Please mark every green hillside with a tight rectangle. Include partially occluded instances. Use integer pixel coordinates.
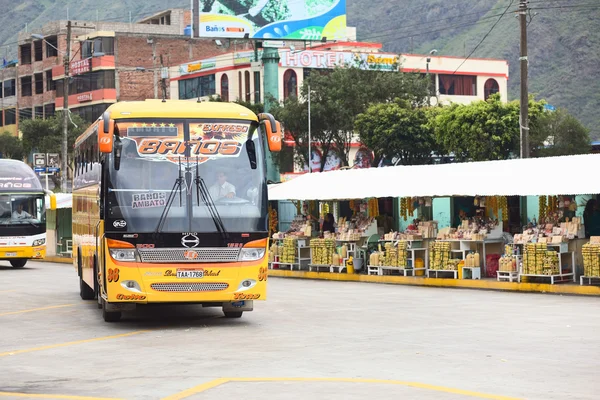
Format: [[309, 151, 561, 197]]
[[1, 0, 597, 138]]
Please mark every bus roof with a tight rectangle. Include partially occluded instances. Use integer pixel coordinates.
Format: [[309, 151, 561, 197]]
[[104, 100, 260, 121], [0, 159, 43, 192]]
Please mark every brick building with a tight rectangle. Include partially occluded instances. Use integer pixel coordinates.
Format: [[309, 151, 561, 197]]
[[13, 9, 229, 125]]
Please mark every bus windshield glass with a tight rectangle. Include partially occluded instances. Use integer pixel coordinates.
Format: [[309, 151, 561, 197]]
[[106, 119, 267, 233], [0, 195, 46, 225]]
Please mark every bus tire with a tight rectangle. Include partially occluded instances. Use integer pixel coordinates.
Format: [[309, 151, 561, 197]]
[[78, 254, 95, 300], [10, 259, 27, 268], [224, 311, 243, 318], [102, 301, 121, 323]]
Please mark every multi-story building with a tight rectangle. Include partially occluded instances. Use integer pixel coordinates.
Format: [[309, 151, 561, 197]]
[[14, 9, 228, 124], [0, 62, 18, 136], [168, 41, 509, 173]]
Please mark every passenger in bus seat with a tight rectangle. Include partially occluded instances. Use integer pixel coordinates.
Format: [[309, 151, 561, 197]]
[[209, 171, 236, 200]]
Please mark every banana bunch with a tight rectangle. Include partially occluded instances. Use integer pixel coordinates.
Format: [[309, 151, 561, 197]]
[[539, 196, 547, 221], [310, 239, 336, 265], [268, 206, 278, 236], [498, 196, 508, 222], [486, 196, 499, 218], [523, 243, 553, 274], [368, 198, 379, 218], [281, 237, 298, 264], [583, 243, 600, 277], [400, 198, 411, 221], [429, 241, 451, 270]]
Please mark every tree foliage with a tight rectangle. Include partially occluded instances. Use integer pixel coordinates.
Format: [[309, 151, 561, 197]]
[[355, 101, 438, 166], [271, 64, 430, 171], [432, 94, 546, 161], [0, 132, 25, 160], [529, 108, 591, 157], [19, 113, 88, 190]]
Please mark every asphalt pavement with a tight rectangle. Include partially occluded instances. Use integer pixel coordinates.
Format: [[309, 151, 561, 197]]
[[1, 261, 599, 400]]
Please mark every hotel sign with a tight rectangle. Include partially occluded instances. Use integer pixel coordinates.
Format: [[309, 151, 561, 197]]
[[179, 58, 217, 75], [70, 57, 91, 76], [280, 50, 399, 71]]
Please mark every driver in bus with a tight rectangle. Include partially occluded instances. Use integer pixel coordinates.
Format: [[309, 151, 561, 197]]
[[209, 171, 236, 200], [12, 203, 32, 220]]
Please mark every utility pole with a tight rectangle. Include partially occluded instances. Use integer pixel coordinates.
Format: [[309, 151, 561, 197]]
[[62, 21, 71, 192], [519, 0, 529, 158], [160, 54, 167, 101]]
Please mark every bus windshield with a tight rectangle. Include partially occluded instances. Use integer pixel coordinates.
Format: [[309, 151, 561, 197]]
[[0, 194, 46, 226], [106, 119, 267, 233]]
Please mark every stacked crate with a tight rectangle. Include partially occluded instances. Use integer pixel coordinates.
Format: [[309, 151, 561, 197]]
[[383, 241, 408, 267], [310, 239, 336, 265], [281, 237, 298, 264], [429, 241, 452, 270], [582, 243, 600, 277]]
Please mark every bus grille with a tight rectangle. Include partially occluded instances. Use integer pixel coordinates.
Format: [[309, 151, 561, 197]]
[[150, 282, 229, 292], [138, 248, 240, 263]]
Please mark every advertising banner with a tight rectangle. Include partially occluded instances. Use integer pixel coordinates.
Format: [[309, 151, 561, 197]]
[[199, 0, 347, 40]]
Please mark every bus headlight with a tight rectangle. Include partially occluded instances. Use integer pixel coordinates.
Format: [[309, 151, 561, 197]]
[[109, 249, 136, 262], [238, 248, 265, 261], [32, 239, 46, 246]]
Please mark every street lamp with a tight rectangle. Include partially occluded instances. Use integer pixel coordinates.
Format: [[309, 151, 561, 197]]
[[32, 33, 71, 192]]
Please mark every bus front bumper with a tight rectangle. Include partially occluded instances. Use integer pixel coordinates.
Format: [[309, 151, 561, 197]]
[[0, 246, 45, 260]]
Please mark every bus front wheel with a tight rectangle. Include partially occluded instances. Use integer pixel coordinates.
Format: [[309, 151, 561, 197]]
[[10, 259, 27, 268], [102, 300, 121, 322]]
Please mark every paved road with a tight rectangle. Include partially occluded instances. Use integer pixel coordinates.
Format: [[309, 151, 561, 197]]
[[1, 261, 599, 400]]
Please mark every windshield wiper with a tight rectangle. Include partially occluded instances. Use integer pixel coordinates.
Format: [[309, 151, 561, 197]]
[[154, 157, 184, 234], [195, 157, 228, 240]]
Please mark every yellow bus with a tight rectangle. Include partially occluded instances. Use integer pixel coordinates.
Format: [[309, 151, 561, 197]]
[[0, 159, 56, 267], [73, 100, 282, 322]]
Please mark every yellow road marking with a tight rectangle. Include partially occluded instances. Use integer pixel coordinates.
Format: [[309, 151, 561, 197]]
[[163, 377, 521, 400], [0, 330, 148, 357], [0, 392, 122, 400], [0, 289, 16, 293], [0, 304, 75, 317], [161, 378, 230, 400]]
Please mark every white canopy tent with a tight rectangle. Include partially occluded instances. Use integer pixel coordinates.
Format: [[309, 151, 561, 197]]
[[268, 153, 600, 201]]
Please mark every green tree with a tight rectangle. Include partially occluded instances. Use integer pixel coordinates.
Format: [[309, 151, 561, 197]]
[[0, 132, 25, 160], [355, 101, 438, 166], [529, 108, 591, 157], [433, 94, 546, 161], [271, 64, 430, 171], [20, 112, 88, 190]]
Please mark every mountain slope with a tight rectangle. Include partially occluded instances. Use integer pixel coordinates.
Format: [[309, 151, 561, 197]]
[[0, 0, 596, 138], [348, 0, 600, 139]]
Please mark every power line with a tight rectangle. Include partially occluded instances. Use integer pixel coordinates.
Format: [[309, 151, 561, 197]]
[[452, 0, 515, 74]]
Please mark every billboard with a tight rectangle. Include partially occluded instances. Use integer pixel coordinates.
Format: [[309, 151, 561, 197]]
[[199, 0, 347, 40]]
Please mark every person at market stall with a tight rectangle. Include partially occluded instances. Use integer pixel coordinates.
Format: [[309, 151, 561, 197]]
[[583, 199, 600, 238], [454, 206, 470, 228], [322, 213, 336, 234]]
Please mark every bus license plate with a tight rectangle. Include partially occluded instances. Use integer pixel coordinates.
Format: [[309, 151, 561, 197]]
[[176, 270, 204, 279], [5, 252, 16, 257]]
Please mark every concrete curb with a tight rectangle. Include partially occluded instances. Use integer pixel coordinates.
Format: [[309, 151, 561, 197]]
[[268, 269, 600, 296], [40, 256, 72, 264]]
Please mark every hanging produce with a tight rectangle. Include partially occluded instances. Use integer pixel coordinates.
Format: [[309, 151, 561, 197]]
[[539, 195, 547, 221], [268, 206, 278, 236]]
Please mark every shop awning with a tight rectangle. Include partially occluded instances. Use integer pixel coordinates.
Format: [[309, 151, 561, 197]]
[[268, 153, 600, 201]]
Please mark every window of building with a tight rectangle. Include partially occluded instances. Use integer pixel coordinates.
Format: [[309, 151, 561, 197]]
[[20, 76, 32, 97], [46, 36, 58, 57], [0, 81, 2, 99], [46, 70, 56, 91], [3, 79, 15, 97], [83, 37, 115, 58], [484, 78, 500, 100], [34, 106, 43, 119], [71, 103, 110, 123], [220, 74, 229, 102], [0, 112, 3, 127], [177, 74, 216, 100], [254, 71, 261, 103], [56, 70, 116, 97], [238, 71, 242, 100], [244, 71, 251, 102], [44, 103, 55, 118], [5, 109, 16, 125], [34, 40, 43, 62], [438, 74, 477, 96], [283, 69, 297, 99], [166, 14, 171, 25], [19, 108, 32, 121], [34, 73, 44, 94], [20, 44, 32, 65]]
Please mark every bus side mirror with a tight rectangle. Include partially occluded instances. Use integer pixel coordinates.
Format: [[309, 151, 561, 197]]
[[98, 112, 115, 153], [258, 113, 282, 152]]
